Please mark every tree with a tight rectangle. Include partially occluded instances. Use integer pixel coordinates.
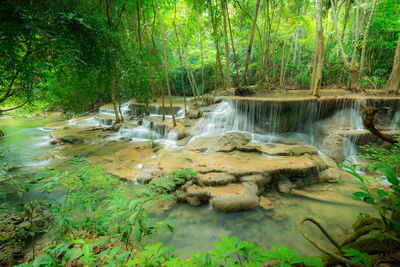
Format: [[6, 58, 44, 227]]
[[310, 0, 324, 97], [243, 0, 261, 86], [384, 35, 400, 92], [154, 0, 177, 127]]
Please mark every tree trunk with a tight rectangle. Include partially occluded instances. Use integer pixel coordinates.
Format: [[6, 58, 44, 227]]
[[360, 0, 377, 79], [173, 0, 187, 117], [279, 41, 286, 87], [226, 0, 240, 86], [221, 0, 231, 89], [148, 7, 166, 120], [243, 0, 261, 86], [154, 0, 176, 126], [110, 63, 121, 123], [207, 0, 225, 90], [341, 0, 351, 42], [384, 35, 400, 92], [200, 27, 205, 103], [310, 0, 324, 97]]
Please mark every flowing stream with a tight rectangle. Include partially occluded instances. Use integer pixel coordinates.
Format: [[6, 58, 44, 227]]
[[1, 97, 399, 258]]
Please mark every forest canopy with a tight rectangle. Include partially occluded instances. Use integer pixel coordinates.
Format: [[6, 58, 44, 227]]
[[1, 0, 399, 113]]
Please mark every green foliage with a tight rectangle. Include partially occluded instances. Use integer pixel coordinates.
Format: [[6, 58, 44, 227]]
[[343, 248, 371, 267]]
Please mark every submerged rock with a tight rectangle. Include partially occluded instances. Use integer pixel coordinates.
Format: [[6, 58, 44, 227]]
[[211, 182, 259, 212], [277, 177, 293, 193], [187, 109, 202, 119]]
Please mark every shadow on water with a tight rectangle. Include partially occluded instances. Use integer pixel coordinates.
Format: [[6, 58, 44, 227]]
[[153, 181, 374, 258]]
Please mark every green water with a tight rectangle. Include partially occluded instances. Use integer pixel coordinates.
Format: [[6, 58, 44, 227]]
[[0, 115, 58, 173], [155, 182, 373, 258], [0, 116, 374, 259]]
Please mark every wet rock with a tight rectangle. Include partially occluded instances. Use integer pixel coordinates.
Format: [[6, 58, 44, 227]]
[[198, 172, 237, 186], [176, 189, 188, 202], [234, 87, 255, 96], [187, 131, 251, 152], [211, 182, 259, 212], [292, 178, 305, 189], [186, 196, 201, 206], [187, 109, 202, 119], [61, 135, 84, 144], [186, 185, 210, 204], [318, 168, 354, 182], [277, 177, 293, 193], [239, 174, 271, 193], [259, 196, 273, 210], [136, 168, 160, 184]]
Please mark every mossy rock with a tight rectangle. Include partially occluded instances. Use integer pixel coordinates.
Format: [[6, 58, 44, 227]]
[[290, 147, 314, 156]]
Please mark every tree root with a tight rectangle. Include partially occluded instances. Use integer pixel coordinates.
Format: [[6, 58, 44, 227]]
[[360, 104, 398, 145], [299, 217, 363, 266]]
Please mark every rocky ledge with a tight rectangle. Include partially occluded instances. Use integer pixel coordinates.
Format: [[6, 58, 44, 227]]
[[136, 132, 353, 212]]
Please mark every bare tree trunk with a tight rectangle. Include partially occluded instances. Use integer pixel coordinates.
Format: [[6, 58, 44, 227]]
[[221, 0, 231, 89], [310, 0, 324, 97], [331, 0, 362, 91], [200, 29, 205, 102], [154, 0, 176, 126], [360, 0, 377, 79], [384, 35, 400, 92], [279, 41, 286, 88], [110, 64, 121, 123], [207, 0, 225, 90], [173, 0, 187, 117], [243, 0, 261, 86], [341, 0, 351, 42], [226, 0, 240, 86]]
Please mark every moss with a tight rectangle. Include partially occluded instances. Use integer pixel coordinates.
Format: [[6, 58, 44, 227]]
[[290, 148, 314, 156]]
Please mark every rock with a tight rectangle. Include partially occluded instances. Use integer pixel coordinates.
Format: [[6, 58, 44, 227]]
[[211, 182, 259, 212], [187, 131, 251, 152], [277, 177, 293, 193], [186, 196, 202, 206], [234, 87, 255, 96], [239, 174, 271, 194], [259, 196, 273, 210], [318, 168, 354, 182], [186, 185, 210, 203], [187, 109, 202, 119], [292, 178, 305, 189], [198, 172, 237, 186], [0, 129, 4, 137], [136, 168, 160, 184], [60, 135, 84, 144], [176, 189, 188, 202]]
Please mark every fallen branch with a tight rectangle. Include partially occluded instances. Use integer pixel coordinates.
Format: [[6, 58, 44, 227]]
[[360, 104, 398, 145]]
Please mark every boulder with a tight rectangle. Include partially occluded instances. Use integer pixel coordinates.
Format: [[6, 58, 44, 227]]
[[198, 172, 237, 186], [234, 87, 255, 96], [277, 177, 293, 193], [186, 185, 210, 204], [259, 196, 273, 210], [239, 174, 271, 191], [211, 182, 259, 212], [136, 168, 160, 184], [318, 168, 354, 182], [187, 109, 202, 119], [186, 131, 251, 152], [60, 135, 84, 144]]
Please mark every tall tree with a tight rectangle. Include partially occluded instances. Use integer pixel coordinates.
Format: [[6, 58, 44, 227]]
[[207, 0, 226, 90], [310, 0, 324, 97], [384, 35, 400, 92], [243, 0, 261, 86], [173, 0, 187, 117], [221, 0, 231, 89], [154, 0, 176, 127]]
